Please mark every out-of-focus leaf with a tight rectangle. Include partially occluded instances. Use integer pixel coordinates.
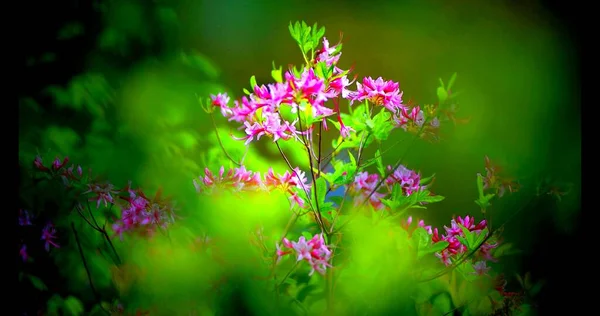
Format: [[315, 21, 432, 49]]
[[43, 126, 80, 155], [57, 22, 84, 40], [180, 52, 220, 79], [63, 296, 85, 316], [297, 284, 317, 302], [47, 295, 64, 315], [27, 274, 48, 291]]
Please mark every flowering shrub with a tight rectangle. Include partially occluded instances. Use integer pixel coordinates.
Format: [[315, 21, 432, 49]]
[[18, 21, 555, 315]]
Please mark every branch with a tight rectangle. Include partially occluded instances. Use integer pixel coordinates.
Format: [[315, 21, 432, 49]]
[[210, 111, 241, 166], [71, 222, 109, 315]]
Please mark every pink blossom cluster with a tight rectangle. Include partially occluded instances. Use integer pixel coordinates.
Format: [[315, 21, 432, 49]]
[[430, 215, 498, 266], [18, 209, 60, 262], [111, 183, 177, 240], [276, 233, 332, 275], [402, 215, 498, 276], [30, 155, 176, 241], [193, 165, 311, 209], [350, 164, 422, 209], [33, 155, 84, 186], [209, 37, 435, 145]]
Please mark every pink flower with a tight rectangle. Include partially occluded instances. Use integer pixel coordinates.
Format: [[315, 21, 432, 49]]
[[41, 222, 60, 251], [385, 165, 421, 196], [52, 156, 69, 170], [210, 93, 232, 117], [315, 37, 342, 69], [18, 209, 33, 226], [33, 156, 49, 172], [472, 261, 491, 276], [84, 182, 119, 208], [19, 244, 29, 262], [349, 77, 404, 113], [277, 234, 333, 276]]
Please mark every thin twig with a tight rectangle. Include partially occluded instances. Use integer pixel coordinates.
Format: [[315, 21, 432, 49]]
[[275, 141, 316, 214], [85, 202, 122, 265], [210, 112, 241, 166], [71, 222, 109, 315]]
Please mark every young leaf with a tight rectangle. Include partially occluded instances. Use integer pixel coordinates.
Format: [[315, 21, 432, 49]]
[[375, 149, 385, 176], [419, 193, 445, 204], [437, 86, 448, 103], [314, 177, 328, 206], [447, 73, 458, 91], [459, 224, 475, 248], [418, 241, 449, 259], [420, 173, 436, 186], [250, 75, 258, 88]]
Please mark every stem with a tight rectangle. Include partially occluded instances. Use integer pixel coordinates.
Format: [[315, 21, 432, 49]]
[[294, 111, 326, 232], [71, 222, 109, 315], [278, 261, 300, 288], [85, 202, 122, 265], [317, 122, 323, 177], [275, 141, 316, 214], [210, 111, 241, 166], [362, 120, 429, 207]]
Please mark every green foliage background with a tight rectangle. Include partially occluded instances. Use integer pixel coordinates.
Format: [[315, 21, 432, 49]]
[[18, 0, 579, 314]]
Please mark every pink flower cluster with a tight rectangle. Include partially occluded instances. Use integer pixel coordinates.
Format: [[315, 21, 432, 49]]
[[276, 234, 332, 275], [209, 37, 434, 145], [30, 155, 176, 241], [111, 183, 176, 240], [430, 215, 498, 266], [193, 165, 311, 209], [33, 155, 84, 186], [350, 164, 422, 209], [18, 209, 60, 262], [402, 215, 498, 276]]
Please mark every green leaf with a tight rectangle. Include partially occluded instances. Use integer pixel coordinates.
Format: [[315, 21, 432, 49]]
[[375, 149, 385, 176], [447, 73, 458, 91], [420, 173, 436, 186], [329, 196, 345, 206], [314, 177, 328, 206], [432, 293, 452, 313], [63, 296, 85, 316], [289, 21, 299, 42], [302, 231, 313, 240], [418, 241, 449, 259], [27, 274, 48, 291], [437, 86, 448, 103], [271, 62, 283, 83], [250, 75, 258, 88], [47, 295, 64, 315], [458, 225, 475, 248], [419, 193, 445, 204], [57, 22, 84, 40], [297, 284, 317, 302], [476, 173, 485, 197]]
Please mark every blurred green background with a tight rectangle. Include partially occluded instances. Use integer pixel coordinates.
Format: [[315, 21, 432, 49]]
[[18, 0, 580, 312]]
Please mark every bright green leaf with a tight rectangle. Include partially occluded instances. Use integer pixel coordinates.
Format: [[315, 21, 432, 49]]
[[314, 177, 328, 205], [437, 86, 448, 103], [375, 149, 385, 176]]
